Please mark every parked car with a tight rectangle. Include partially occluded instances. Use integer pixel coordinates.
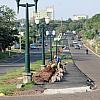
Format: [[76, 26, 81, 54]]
[[78, 44, 82, 48], [74, 44, 80, 49], [73, 40, 77, 44], [30, 44, 37, 49]]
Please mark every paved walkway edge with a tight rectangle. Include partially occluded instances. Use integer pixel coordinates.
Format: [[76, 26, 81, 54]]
[[43, 86, 91, 94]]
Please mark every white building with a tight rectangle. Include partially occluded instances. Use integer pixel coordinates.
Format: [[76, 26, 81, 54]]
[[73, 15, 88, 20], [31, 6, 54, 21]]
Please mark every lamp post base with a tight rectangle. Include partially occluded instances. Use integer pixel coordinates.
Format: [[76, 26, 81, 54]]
[[23, 73, 32, 84]]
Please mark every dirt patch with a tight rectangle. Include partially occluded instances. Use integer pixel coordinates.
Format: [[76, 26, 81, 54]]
[[3, 77, 22, 84], [12, 86, 44, 96]]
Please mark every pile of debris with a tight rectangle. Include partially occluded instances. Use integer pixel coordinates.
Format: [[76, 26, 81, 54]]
[[32, 64, 56, 84], [50, 62, 66, 83], [32, 61, 67, 84]]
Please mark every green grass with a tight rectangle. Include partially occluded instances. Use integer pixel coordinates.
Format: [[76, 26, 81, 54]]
[[0, 68, 23, 82], [0, 60, 42, 95], [0, 51, 17, 59], [0, 84, 16, 95], [52, 47, 56, 51], [0, 68, 23, 95], [60, 53, 73, 64], [21, 82, 35, 91], [31, 60, 42, 71], [61, 54, 72, 59]]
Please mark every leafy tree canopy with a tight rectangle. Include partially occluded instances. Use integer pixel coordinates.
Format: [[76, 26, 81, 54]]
[[0, 5, 17, 49]]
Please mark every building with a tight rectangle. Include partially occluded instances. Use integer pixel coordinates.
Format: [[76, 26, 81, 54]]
[[73, 15, 88, 20], [30, 6, 54, 21]]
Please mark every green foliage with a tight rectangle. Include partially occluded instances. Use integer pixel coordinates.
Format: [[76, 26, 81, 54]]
[[0, 5, 17, 49], [30, 60, 42, 71], [55, 24, 67, 34], [84, 31, 95, 39], [0, 84, 16, 95], [85, 14, 100, 31], [0, 51, 16, 59], [68, 20, 84, 31], [21, 82, 35, 90], [61, 54, 72, 60], [0, 60, 41, 95]]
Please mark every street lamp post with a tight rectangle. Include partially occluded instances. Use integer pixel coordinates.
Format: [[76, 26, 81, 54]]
[[35, 16, 50, 66], [15, 0, 38, 83], [46, 30, 55, 62], [54, 38, 60, 58], [56, 40, 58, 58], [42, 24, 45, 65]]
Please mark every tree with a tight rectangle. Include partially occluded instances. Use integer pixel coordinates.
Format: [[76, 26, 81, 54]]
[[0, 5, 17, 51], [29, 23, 37, 43], [84, 30, 95, 40]]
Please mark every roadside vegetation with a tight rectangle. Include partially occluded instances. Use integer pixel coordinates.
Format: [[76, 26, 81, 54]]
[[0, 60, 41, 95], [0, 51, 17, 59]]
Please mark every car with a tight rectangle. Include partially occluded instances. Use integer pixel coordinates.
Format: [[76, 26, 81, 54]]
[[78, 44, 82, 48], [73, 40, 77, 44], [74, 44, 80, 49], [45, 43, 48, 46], [30, 44, 37, 49]]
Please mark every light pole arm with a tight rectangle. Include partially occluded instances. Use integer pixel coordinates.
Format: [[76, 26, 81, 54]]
[[19, 4, 35, 7]]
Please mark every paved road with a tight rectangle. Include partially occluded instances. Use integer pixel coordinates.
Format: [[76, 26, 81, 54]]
[[70, 45, 100, 89], [67, 32, 100, 88], [0, 49, 42, 74]]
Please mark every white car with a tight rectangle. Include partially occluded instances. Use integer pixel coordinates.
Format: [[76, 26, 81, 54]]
[[74, 44, 80, 49], [78, 44, 82, 48], [73, 40, 77, 44]]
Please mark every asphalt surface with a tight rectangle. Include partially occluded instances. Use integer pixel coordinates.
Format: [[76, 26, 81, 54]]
[[70, 45, 100, 89], [45, 51, 89, 90], [0, 49, 42, 74]]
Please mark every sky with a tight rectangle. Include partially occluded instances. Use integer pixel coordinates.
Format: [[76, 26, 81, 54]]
[[0, 0, 100, 20]]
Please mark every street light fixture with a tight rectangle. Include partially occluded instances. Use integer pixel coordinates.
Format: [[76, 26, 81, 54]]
[[34, 0, 38, 13], [35, 16, 50, 66], [46, 30, 55, 62], [15, 0, 38, 83]]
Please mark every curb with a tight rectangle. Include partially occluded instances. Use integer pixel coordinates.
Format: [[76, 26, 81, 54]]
[[43, 86, 91, 95]]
